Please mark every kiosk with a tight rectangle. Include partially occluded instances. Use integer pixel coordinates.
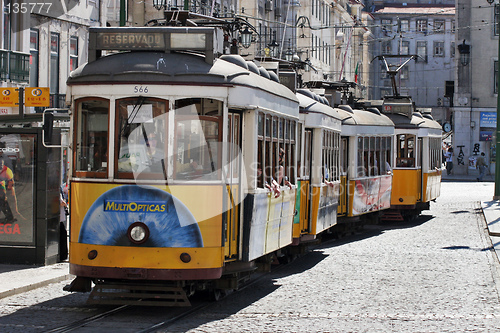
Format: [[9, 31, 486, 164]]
[[0, 114, 69, 265]]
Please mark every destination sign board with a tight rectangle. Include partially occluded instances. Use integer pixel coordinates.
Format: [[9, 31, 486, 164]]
[[96, 32, 165, 50]]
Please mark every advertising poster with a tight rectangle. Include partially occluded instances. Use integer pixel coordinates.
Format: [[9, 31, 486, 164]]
[[0, 134, 35, 245], [480, 112, 496, 142]]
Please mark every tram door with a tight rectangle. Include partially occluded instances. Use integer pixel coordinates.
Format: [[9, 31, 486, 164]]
[[224, 112, 241, 259], [338, 137, 348, 215], [299, 130, 313, 233]]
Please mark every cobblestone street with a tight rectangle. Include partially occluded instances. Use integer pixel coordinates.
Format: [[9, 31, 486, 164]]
[[166, 182, 500, 332]]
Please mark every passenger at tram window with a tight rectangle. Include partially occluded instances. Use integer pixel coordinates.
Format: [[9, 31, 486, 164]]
[[324, 168, 335, 187], [276, 148, 292, 189], [276, 148, 285, 185], [385, 161, 392, 174]]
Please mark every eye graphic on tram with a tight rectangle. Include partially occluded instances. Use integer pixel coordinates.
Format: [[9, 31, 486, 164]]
[[78, 185, 203, 247]]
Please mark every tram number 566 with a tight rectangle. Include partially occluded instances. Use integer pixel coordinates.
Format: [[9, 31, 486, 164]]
[[134, 86, 149, 94]]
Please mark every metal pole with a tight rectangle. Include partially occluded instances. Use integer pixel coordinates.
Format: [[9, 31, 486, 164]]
[[120, 0, 126, 27], [494, 32, 500, 199]]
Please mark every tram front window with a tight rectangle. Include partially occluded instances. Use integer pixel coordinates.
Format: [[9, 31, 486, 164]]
[[75, 99, 109, 178], [396, 134, 416, 167], [116, 98, 168, 178]]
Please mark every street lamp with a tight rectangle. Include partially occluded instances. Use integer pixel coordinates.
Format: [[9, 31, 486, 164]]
[[268, 40, 279, 58], [240, 27, 252, 49], [285, 48, 293, 62], [457, 40, 471, 66], [153, 0, 167, 10]]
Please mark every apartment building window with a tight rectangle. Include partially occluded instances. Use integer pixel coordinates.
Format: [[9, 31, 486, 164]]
[[416, 19, 428, 33], [381, 41, 392, 54], [495, 61, 498, 94], [50, 33, 60, 106], [380, 88, 392, 98], [2, 5, 10, 50], [400, 67, 409, 80], [496, 5, 500, 36], [381, 19, 392, 35], [451, 20, 456, 33], [399, 19, 409, 33], [29, 29, 39, 87], [107, 0, 120, 22], [399, 41, 410, 55], [416, 41, 427, 62], [381, 64, 388, 79], [450, 42, 455, 58], [433, 41, 445, 57], [70, 36, 78, 71], [433, 20, 445, 33]]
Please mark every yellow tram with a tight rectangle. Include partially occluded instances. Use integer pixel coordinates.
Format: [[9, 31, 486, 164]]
[[64, 27, 299, 304]]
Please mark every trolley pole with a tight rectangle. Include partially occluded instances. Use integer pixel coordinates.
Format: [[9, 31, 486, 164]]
[[495, 33, 500, 200]]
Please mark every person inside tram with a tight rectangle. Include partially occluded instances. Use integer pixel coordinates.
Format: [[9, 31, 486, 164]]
[[276, 148, 292, 189]]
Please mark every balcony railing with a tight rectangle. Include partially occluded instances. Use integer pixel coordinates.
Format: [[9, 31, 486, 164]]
[[0, 49, 30, 84]]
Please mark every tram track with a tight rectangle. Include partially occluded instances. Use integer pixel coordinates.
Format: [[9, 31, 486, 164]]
[[43, 304, 131, 333], [41, 235, 345, 333]]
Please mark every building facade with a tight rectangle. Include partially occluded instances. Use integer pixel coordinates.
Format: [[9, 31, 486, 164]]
[[370, 3, 455, 125], [0, 0, 105, 114], [454, 0, 498, 176]]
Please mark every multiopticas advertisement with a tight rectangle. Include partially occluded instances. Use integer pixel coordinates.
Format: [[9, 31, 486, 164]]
[[71, 183, 224, 248], [0, 134, 35, 245]]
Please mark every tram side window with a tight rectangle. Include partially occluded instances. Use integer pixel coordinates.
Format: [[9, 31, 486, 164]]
[[115, 98, 168, 178], [429, 138, 441, 169], [380, 136, 392, 174], [341, 137, 348, 175], [322, 130, 337, 182], [396, 134, 416, 167], [357, 137, 365, 177], [75, 99, 109, 177], [174, 98, 222, 180], [289, 120, 296, 183], [256, 113, 264, 188], [256, 113, 296, 189]]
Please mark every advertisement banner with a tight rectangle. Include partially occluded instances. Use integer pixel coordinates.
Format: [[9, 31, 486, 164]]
[[0, 134, 35, 245], [480, 112, 496, 142]]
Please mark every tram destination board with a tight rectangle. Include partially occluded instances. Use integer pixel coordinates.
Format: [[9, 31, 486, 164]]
[[89, 27, 224, 64]]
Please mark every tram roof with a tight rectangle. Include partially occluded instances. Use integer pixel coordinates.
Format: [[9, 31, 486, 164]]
[[335, 105, 394, 128], [67, 51, 298, 104], [297, 92, 342, 120], [385, 112, 442, 130]]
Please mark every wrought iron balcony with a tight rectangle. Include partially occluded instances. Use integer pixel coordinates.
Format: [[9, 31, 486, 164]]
[[0, 49, 30, 83]]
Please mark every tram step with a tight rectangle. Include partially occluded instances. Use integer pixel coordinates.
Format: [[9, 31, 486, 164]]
[[87, 283, 191, 307], [380, 211, 404, 222]]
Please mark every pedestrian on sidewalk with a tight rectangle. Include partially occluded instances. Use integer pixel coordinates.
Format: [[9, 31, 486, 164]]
[[476, 152, 488, 182], [444, 146, 454, 175]]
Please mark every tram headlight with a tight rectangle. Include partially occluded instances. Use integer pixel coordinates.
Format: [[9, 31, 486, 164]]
[[127, 222, 150, 245]]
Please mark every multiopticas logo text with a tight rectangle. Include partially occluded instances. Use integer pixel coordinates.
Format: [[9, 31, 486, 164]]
[[104, 200, 166, 213], [0, 147, 19, 153]]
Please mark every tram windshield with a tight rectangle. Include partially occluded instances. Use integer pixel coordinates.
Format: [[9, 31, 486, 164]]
[[396, 134, 416, 168], [116, 98, 168, 178], [112, 97, 222, 181]]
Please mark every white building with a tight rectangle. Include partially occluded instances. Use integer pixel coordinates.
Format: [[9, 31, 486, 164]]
[[0, 0, 105, 114]]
